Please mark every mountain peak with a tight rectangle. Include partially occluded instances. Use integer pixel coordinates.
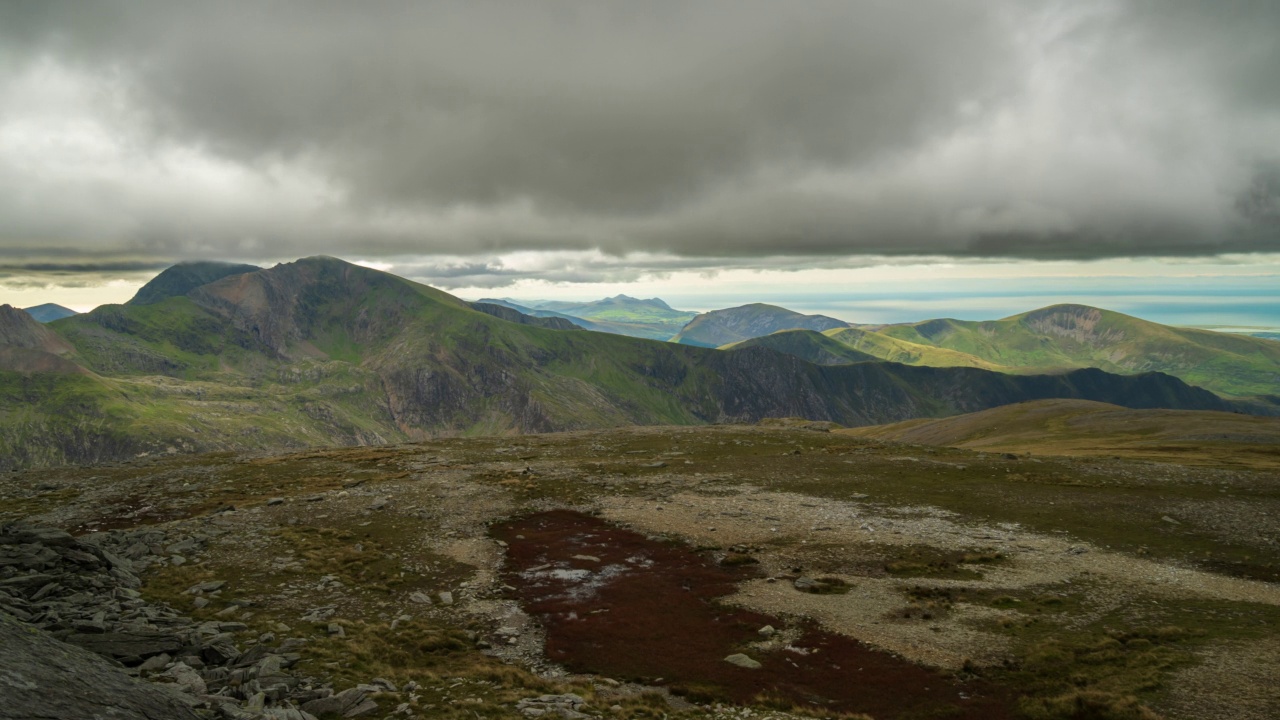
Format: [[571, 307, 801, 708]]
[[22, 303, 79, 323], [0, 304, 75, 355], [127, 261, 261, 306], [673, 303, 849, 347]]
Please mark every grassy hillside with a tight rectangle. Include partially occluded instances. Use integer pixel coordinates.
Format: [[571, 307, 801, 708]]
[[821, 305, 1280, 399], [824, 327, 1011, 370], [843, 398, 1280, 468], [723, 329, 879, 365]]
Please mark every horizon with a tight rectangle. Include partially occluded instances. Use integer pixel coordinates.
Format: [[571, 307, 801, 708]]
[[2, 3, 1278, 330], [7, 254, 1280, 332]]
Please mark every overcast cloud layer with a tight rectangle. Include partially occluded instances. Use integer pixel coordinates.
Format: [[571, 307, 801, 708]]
[[2, 0, 1279, 281]]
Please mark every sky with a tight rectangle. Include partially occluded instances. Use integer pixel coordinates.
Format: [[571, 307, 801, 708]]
[[1, 2, 1278, 326]]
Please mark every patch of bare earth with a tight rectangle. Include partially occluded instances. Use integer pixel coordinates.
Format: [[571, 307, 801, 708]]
[[599, 488, 1280, 674]]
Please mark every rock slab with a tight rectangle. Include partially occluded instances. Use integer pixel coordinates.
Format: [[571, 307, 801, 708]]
[[0, 611, 201, 720]]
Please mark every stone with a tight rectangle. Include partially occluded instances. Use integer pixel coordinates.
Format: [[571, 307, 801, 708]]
[[409, 591, 433, 604], [438, 591, 454, 605], [267, 497, 285, 506], [302, 687, 370, 717], [0, 612, 202, 719], [724, 653, 762, 669], [370, 677, 397, 692], [187, 580, 226, 594], [793, 576, 820, 592], [327, 622, 345, 637], [159, 661, 208, 695], [202, 638, 242, 665], [137, 652, 173, 673], [758, 624, 777, 637], [65, 630, 183, 660], [2, 526, 77, 547]]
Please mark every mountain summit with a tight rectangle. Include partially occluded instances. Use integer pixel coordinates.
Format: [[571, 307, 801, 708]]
[[22, 303, 79, 323], [127, 261, 261, 306], [673, 303, 850, 347]]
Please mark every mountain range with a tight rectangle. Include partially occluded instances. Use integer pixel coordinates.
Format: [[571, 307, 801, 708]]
[[479, 295, 697, 340], [1, 256, 1265, 470], [735, 306, 1280, 400]]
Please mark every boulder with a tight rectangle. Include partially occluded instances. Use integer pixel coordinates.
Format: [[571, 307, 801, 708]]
[[0, 612, 202, 720], [724, 653, 762, 669], [65, 631, 184, 661]]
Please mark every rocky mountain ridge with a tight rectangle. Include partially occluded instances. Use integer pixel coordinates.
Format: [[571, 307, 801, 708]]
[[0, 257, 1263, 470]]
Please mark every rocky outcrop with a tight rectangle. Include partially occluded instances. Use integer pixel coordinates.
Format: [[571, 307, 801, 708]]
[[0, 305, 84, 374], [0, 304, 75, 355], [0, 521, 380, 720], [0, 611, 202, 720]]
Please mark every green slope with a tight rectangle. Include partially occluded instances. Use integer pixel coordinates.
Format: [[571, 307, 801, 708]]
[[843, 398, 1280, 468], [859, 304, 1280, 398], [723, 330, 879, 365], [823, 327, 1011, 371]]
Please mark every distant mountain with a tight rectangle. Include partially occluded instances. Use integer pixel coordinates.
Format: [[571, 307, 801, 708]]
[[673, 303, 849, 347], [0, 304, 85, 375], [0, 305, 75, 356], [822, 304, 1280, 399], [476, 299, 610, 332], [0, 257, 1249, 470], [482, 295, 696, 340], [22, 303, 78, 323], [126, 261, 260, 306], [469, 302, 581, 331]]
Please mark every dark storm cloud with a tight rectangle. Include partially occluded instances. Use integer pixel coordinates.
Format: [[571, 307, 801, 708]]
[[0, 0, 1278, 269]]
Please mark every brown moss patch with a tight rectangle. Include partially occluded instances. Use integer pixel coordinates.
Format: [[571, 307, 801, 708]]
[[495, 510, 1012, 719]]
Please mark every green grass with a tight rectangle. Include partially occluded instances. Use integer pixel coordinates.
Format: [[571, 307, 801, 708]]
[[837, 304, 1280, 399]]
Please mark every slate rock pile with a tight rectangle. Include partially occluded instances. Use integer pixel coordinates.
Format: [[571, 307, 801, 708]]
[[0, 521, 377, 720], [515, 693, 596, 719]]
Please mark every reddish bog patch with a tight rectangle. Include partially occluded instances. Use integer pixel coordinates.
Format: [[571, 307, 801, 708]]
[[493, 510, 1011, 719]]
